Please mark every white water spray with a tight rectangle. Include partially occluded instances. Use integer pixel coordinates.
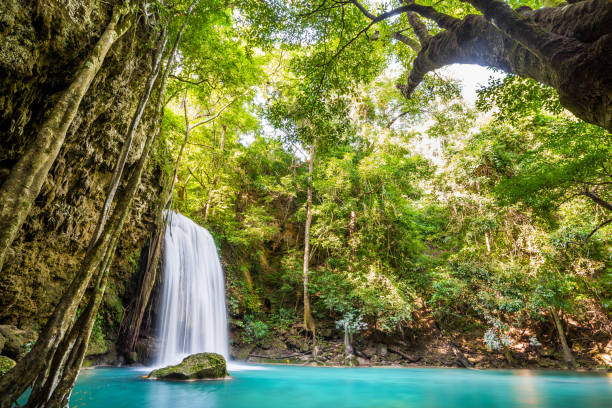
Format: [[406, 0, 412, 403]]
[[155, 211, 229, 367]]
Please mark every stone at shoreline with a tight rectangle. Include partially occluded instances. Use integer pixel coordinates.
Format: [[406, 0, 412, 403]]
[[148, 353, 229, 381]]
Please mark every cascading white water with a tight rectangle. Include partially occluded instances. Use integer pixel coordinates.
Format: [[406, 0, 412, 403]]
[[155, 211, 229, 367]]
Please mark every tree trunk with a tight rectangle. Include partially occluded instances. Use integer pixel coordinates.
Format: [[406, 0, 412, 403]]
[[25, 239, 117, 408], [551, 308, 576, 368], [349, 210, 357, 256], [0, 83, 165, 408], [165, 101, 191, 210], [88, 29, 168, 250], [41, 97, 164, 407], [204, 193, 213, 222], [0, 5, 131, 275], [303, 142, 316, 336]]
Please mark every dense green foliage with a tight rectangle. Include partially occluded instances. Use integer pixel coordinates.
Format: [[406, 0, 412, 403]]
[[155, 0, 610, 367]]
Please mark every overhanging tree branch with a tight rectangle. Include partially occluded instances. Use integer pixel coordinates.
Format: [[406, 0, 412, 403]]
[[350, 0, 459, 27], [582, 189, 612, 212], [464, 0, 584, 62]]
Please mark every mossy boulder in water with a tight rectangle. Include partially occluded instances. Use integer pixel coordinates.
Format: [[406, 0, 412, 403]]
[[0, 356, 16, 377], [149, 353, 228, 380]]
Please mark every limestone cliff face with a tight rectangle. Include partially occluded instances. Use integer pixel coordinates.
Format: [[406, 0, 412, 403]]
[[0, 1, 165, 337]]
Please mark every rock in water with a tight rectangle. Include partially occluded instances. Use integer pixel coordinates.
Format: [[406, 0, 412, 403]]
[[148, 353, 228, 380]]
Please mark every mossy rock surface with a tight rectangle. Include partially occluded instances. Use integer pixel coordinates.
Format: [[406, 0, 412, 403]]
[[149, 353, 228, 381], [0, 325, 37, 359], [0, 355, 16, 377]]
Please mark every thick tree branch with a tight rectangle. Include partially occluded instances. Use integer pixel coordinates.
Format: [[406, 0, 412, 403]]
[[351, 0, 459, 28], [349, 0, 375, 20], [464, 0, 584, 62], [393, 31, 420, 51], [404, 0, 432, 44], [582, 189, 612, 212]]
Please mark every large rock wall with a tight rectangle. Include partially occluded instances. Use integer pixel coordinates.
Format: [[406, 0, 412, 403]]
[[0, 1, 164, 338]]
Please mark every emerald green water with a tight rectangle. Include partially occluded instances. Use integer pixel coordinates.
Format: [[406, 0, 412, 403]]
[[27, 365, 612, 407]]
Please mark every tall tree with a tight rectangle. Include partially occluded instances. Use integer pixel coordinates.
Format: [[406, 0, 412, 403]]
[[302, 141, 317, 335]]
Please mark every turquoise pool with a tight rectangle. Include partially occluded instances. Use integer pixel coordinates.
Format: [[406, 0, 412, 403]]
[[28, 365, 612, 407]]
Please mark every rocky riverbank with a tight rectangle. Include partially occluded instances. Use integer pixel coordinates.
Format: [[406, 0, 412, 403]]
[[229, 317, 612, 371]]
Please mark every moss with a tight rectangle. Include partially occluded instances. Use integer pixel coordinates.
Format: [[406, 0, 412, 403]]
[[149, 353, 228, 380], [85, 332, 108, 356], [0, 355, 16, 377]]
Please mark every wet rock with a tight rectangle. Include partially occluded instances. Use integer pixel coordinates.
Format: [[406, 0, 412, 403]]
[[233, 344, 255, 361], [270, 337, 288, 351], [376, 343, 388, 358], [86, 335, 110, 357], [134, 337, 157, 365], [126, 351, 138, 364], [149, 353, 229, 381], [356, 356, 371, 366]]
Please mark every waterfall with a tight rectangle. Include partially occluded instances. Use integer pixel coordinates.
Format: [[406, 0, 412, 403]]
[[155, 211, 229, 367]]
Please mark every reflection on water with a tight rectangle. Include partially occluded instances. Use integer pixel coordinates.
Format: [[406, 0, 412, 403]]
[[512, 369, 541, 407], [147, 379, 221, 408], [65, 366, 612, 408]]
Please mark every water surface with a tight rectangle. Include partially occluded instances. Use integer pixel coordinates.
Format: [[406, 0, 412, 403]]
[[59, 365, 612, 408]]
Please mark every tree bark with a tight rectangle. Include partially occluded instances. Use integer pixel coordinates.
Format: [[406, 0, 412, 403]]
[[0, 81, 164, 408], [114, 0, 198, 357], [0, 5, 131, 275], [303, 142, 316, 336], [114, 0, 203, 357], [88, 29, 168, 250], [551, 307, 576, 368], [582, 189, 612, 212], [25, 239, 117, 408]]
